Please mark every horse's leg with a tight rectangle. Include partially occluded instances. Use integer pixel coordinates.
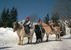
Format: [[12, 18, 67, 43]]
[[41, 35, 43, 42], [18, 36, 21, 45], [55, 34, 57, 41], [17, 32, 21, 45], [27, 37, 30, 44], [58, 33, 61, 41], [40, 33, 45, 42], [28, 34, 33, 44], [56, 33, 61, 41], [36, 35, 39, 43], [42, 33, 44, 39], [27, 37, 32, 44], [41, 32, 45, 42], [35, 32, 39, 43], [27, 34, 33, 44], [27, 29, 33, 44], [70, 28, 71, 37], [46, 32, 49, 42], [20, 29, 24, 45], [55, 32, 58, 41], [20, 35, 24, 45], [39, 32, 42, 42], [29, 36, 33, 44], [29, 30, 34, 44], [55, 32, 59, 41]]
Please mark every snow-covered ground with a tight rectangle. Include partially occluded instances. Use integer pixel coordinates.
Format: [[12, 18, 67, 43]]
[[0, 27, 71, 50]]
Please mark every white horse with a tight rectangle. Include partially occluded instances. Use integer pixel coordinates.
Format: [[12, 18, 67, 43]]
[[13, 22, 34, 45]]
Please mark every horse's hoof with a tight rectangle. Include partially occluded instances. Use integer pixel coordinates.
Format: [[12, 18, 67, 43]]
[[18, 43, 23, 45], [27, 42, 32, 44], [46, 40, 48, 42], [18, 43, 21, 45], [27, 42, 30, 44]]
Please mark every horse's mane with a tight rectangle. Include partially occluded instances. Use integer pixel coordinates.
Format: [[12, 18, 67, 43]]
[[15, 22, 23, 29]]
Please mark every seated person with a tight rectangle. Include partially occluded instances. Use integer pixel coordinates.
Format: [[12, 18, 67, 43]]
[[23, 16, 32, 34]]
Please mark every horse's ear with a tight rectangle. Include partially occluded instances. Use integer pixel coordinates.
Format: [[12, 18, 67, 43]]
[[13, 21, 17, 25]]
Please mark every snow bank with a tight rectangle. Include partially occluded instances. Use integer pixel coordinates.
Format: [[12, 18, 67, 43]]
[[0, 27, 18, 39], [0, 27, 18, 46], [0, 27, 71, 50]]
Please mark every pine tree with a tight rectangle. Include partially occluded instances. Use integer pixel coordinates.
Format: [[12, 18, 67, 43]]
[[1, 7, 18, 28], [11, 7, 17, 22], [10, 7, 18, 27], [0, 16, 2, 27], [51, 12, 59, 23], [6, 8, 10, 27], [1, 8, 5, 27], [43, 14, 49, 24], [1, 8, 9, 27]]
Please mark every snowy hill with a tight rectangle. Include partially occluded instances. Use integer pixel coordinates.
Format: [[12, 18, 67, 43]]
[[0, 27, 71, 50], [0, 27, 18, 46]]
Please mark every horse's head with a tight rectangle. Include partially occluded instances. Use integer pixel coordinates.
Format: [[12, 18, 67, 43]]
[[13, 22, 19, 32]]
